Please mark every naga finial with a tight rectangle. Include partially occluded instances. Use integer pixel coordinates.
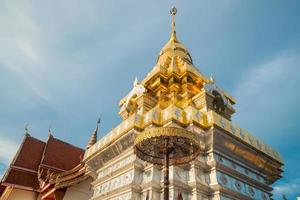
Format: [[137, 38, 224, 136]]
[[134, 76, 138, 86], [210, 74, 215, 84], [48, 125, 52, 136], [24, 123, 30, 136]]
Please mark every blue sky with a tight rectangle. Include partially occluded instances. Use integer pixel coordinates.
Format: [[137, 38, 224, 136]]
[[0, 0, 299, 198]]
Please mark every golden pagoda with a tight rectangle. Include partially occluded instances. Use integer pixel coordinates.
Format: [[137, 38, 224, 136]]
[[83, 7, 283, 200], [0, 7, 283, 200]]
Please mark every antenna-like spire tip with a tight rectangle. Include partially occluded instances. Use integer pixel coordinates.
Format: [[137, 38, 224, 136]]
[[169, 6, 178, 41]]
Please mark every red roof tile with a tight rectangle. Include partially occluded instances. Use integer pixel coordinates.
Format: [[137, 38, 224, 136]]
[[40, 135, 84, 171], [13, 136, 45, 171], [1, 134, 84, 193], [3, 169, 39, 190]]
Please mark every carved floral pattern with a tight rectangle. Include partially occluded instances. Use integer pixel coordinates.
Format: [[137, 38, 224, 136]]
[[95, 170, 134, 196]]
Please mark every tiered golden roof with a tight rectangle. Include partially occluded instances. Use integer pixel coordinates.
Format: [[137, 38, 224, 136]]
[[119, 7, 212, 119], [156, 7, 192, 65]]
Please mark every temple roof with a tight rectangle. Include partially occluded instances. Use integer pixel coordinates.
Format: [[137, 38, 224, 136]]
[[1, 134, 45, 191], [0, 186, 5, 196], [13, 134, 45, 171], [40, 135, 84, 172], [119, 7, 211, 121], [0, 133, 84, 193], [157, 31, 193, 65], [48, 163, 90, 190]]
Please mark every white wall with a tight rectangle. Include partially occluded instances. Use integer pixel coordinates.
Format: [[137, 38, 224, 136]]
[[63, 179, 92, 200], [7, 188, 37, 200]]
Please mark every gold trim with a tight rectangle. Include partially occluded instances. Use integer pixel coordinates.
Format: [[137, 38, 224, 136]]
[[134, 127, 200, 147]]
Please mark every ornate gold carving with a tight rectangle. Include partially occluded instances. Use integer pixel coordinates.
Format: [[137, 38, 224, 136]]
[[134, 127, 202, 165], [134, 127, 200, 147], [84, 106, 210, 162]]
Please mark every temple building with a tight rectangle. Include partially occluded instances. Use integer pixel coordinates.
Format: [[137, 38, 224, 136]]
[[0, 7, 283, 200], [0, 130, 93, 200], [83, 8, 283, 200]]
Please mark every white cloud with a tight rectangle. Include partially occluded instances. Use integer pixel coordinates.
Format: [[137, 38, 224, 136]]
[[274, 179, 300, 198], [0, 136, 19, 163], [17, 40, 41, 64], [233, 51, 300, 136], [0, 135, 19, 178]]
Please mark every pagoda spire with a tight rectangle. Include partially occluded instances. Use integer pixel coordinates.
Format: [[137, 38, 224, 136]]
[[86, 118, 100, 149], [170, 6, 178, 42]]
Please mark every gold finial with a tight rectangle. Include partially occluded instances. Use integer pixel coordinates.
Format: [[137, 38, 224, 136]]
[[170, 6, 177, 32], [170, 6, 178, 41]]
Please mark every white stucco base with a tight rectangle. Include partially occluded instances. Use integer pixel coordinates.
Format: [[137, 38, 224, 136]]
[[63, 178, 93, 200]]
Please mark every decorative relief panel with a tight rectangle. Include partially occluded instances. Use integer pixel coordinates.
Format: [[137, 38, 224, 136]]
[[89, 132, 135, 171], [94, 170, 134, 197], [216, 171, 270, 200], [214, 154, 265, 184], [97, 155, 136, 180]]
